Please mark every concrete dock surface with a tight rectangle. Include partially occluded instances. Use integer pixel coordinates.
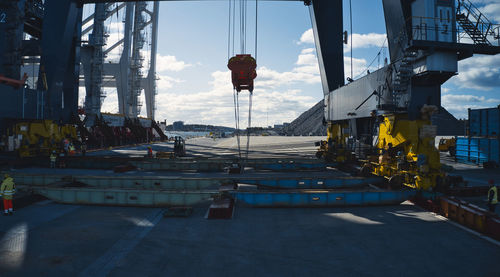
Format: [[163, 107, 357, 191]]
[[0, 201, 498, 276], [0, 136, 499, 276]]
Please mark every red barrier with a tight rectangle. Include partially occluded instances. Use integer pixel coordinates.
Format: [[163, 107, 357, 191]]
[[485, 216, 500, 240], [207, 198, 234, 219], [438, 196, 497, 238]]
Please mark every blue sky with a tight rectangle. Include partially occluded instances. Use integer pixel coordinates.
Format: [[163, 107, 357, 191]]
[[81, 0, 500, 126]]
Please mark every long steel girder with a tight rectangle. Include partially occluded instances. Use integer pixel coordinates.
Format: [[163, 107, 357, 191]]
[[9, 170, 398, 207], [32, 187, 415, 207], [10, 172, 379, 190], [57, 156, 332, 171]]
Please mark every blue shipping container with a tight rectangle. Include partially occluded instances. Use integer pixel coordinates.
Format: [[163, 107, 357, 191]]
[[455, 137, 500, 166], [468, 106, 500, 137]]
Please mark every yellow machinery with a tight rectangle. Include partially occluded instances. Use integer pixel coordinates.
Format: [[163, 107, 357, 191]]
[[438, 138, 456, 156], [10, 120, 77, 157], [318, 111, 443, 191], [363, 114, 442, 190], [316, 122, 351, 163]]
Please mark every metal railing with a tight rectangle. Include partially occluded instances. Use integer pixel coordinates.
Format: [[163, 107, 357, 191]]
[[408, 16, 500, 46], [456, 0, 493, 36]]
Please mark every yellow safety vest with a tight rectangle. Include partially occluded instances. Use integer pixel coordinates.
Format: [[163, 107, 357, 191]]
[[50, 154, 57, 162], [489, 186, 498, 205], [0, 177, 16, 200]]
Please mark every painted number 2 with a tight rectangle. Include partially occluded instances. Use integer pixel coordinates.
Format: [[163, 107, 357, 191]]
[[0, 12, 6, 23]]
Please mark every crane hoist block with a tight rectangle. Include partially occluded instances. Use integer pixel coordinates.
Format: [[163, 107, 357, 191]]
[[227, 54, 257, 92]]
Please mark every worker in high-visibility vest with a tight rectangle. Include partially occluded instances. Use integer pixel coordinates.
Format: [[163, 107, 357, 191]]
[[50, 151, 57, 168], [487, 179, 498, 213], [1, 174, 16, 215], [147, 146, 153, 158], [81, 141, 87, 156]]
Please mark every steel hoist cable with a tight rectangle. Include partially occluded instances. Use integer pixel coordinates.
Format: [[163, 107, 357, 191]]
[[228, 0, 258, 161], [245, 91, 253, 160], [233, 88, 242, 158]]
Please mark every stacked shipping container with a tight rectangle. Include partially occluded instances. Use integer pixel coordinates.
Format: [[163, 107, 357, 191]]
[[455, 106, 500, 167]]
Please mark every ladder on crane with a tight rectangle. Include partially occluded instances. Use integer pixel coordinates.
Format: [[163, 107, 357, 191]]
[[456, 0, 493, 45]]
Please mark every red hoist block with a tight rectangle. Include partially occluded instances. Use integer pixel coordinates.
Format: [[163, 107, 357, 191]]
[[227, 54, 257, 92]]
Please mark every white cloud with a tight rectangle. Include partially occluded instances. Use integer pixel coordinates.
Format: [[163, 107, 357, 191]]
[[344, 57, 369, 79], [298, 28, 387, 52], [442, 94, 499, 103], [157, 74, 183, 90], [451, 54, 500, 90], [344, 33, 386, 53], [298, 29, 314, 44], [255, 47, 322, 88], [256, 66, 320, 88], [156, 54, 192, 72], [482, 3, 500, 22], [152, 70, 317, 126], [296, 54, 317, 66], [301, 48, 315, 54], [470, 1, 500, 22], [441, 94, 500, 119]]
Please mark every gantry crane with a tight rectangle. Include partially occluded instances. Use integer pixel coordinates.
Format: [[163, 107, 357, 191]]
[[315, 0, 500, 190]]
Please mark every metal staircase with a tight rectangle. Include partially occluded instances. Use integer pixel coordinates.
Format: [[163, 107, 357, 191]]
[[456, 0, 493, 45], [392, 51, 418, 106]]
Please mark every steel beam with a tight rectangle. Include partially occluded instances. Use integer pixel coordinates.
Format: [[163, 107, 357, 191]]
[[232, 189, 416, 207], [309, 0, 344, 94], [32, 185, 415, 208], [239, 177, 382, 189], [143, 1, 159, 120], [116, 2, 134, 116], [81, 3, 125, 36], [55, 156, 328, 171], [38, 0, 82, 122], [0, 0, 25, 80], [62, 5, 83, 122], [8, 170, 373, 190], [11, 173, 222, 190], [34, 187, 217, 206], [82, 3, 107, 119]]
